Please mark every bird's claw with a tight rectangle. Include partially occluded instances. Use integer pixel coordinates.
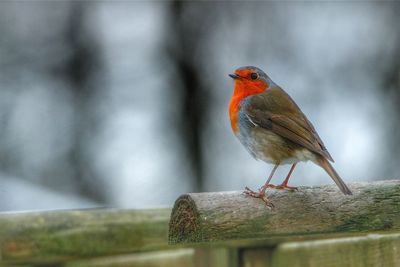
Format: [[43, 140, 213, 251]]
[[243, 186, 274, 208]]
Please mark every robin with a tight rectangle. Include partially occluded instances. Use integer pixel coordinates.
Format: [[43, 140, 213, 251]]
[[229, 66, 352, 205]]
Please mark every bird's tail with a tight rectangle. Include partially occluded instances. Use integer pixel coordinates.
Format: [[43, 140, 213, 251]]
[[317, 157, 352, 195]]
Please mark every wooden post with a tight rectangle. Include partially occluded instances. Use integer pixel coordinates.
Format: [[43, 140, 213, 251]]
[[270, 232, 400, 267], [169, 180, 400, 243]]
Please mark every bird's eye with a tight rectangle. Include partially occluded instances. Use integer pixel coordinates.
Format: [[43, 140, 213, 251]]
[[250, 73, 258, 80]]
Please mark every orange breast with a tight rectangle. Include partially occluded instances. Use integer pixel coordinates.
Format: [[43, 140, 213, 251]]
[[229, 95, 242, 134], [229, 80, 268, 134]]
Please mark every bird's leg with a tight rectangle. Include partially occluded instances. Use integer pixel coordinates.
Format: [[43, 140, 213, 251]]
[[243, 163, 279, 206], [273, 163, 298, 191], [260, 163, 279, 194]]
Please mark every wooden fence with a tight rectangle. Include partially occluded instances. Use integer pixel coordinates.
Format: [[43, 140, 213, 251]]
[[1, 180, 400, 266]]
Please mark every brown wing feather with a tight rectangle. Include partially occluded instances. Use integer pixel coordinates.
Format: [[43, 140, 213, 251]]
[[246, 87, 334, 162]]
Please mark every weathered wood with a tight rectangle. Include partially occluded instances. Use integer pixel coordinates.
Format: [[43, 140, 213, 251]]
[[169, 180, 400, 243], [239, 232, 400, 267], [241, 248, 274, 267], [66, 249, 196, 267], [0, 208, 171, 265], [66, 247, 238, 267], [271, 232, 400, 267]]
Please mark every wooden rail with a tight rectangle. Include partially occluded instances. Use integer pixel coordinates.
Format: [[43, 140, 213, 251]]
[[0, 208, 171, 265], [169, 180, 400, 243], [0, 180, 400, 266]]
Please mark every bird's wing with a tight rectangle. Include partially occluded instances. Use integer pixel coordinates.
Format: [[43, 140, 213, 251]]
[[245, 87, 334, 162]]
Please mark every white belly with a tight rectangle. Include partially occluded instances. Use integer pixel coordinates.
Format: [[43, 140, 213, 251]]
[[237, 127, 317, 165]]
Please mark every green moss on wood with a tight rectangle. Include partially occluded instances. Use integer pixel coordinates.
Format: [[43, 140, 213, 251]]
[[335, 183, 400, 232], [0, 208, 171, 264], [271, 233, 400, 267], [65, 248, 195, 267], [168, 181, 400, 244]]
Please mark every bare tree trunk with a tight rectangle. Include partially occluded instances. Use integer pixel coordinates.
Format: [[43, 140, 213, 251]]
[[165, 1, 208, 192], [382, 4, 400, 178], [59, 2, 107, 202]]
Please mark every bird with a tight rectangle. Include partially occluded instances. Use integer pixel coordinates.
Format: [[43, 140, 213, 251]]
[[228, 66, 352, 206]]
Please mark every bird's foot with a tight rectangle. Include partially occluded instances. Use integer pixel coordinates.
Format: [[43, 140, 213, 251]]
[[243, 186, 274, 208], [267, 184, 298, 192]]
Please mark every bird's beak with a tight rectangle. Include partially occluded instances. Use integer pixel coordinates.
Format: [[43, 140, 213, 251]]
[[229, 73, 241, 79]]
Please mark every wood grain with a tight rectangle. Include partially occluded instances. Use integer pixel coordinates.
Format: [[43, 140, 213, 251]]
[[169, 180, 400, 243]]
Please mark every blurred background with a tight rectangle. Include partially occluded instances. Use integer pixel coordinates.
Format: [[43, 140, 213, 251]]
[[0, 1, 399, 211]]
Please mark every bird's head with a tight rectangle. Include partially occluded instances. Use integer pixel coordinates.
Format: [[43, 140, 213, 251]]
[[229, 66, 272, 95]]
